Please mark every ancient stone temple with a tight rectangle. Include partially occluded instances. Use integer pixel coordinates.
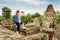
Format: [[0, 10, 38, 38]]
[[42, 4, 56, 40], [43, 4, 56, 28], [45, 4, 56, 20], [33, 17, 42, 26], [20, 16, 42, 35]]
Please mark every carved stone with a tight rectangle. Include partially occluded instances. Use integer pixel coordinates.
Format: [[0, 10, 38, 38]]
[[42, 4, 56, 28]]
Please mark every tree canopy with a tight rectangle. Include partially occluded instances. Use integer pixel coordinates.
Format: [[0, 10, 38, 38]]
[[21, 13, 41, 24], [2, 7, 11, 20]]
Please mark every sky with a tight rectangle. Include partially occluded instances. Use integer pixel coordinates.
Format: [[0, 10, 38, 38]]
[[0, 0, 60, 15]]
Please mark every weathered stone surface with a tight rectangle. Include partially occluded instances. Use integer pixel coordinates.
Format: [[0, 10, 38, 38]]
[[42, 4, 56, 28], [54, 23, 60, 40], [52, 37, 58, 40], [20, 17, 42, 35], [1, 18, 41, 36], [1, 19, 17, 31], [0, 4, 59, 40], [0, 25, 49, 40], [33, 17, 42, 26], [0, 25, 25, 40], [45, 4, 56, 19], [21, 33, 48, 40], [20, 23, 41, 35]]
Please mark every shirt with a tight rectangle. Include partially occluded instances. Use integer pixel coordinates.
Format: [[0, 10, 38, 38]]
[[13, 15, 19, 23]]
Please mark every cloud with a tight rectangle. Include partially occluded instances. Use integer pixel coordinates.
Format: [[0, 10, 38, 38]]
[[54, 4, 60, 11], [0, 4, 7, 7], [0, 0, 50, 15], [0, 0, 59, 15], [16, 0, 51, 6], [0, 4, 9, 15], [11, 9, 44, 16]]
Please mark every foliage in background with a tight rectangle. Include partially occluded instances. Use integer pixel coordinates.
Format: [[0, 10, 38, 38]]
[[2, 7, 11, 20], [21, 14, 33, 24], [32, 12, 40, 18], [27, 14, 33, 23], [0, 16, 3, 22], [56, 11, 60, 23], [21, 13, 41, 24], [1, 6, 60, 24]]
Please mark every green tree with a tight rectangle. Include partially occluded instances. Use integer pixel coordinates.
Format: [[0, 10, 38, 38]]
[[21, 13, 33, 24], [2, 7, 11, 20], [56, 11, 60, 23], [0, 16, 3, 22], [32, 12, 40, 18], [21, 13, 41, 24], [56, 15, 60, 23], [21, 16, 28, 24], [27, 14, 33, 23]]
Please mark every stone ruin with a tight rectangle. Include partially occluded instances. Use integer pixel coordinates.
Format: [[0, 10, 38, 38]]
[[0, 25, 48, 40], [0, 17, 48, 40], [33, 17, 42, 26], [20, 16, 42, 35], [42, 4, 56, 29], [0, 4, 59, 40], [1, 19, 17, 31], [41, 4, 57, 40], [54, 23, 60, 40], [1, 16, 42, 34]]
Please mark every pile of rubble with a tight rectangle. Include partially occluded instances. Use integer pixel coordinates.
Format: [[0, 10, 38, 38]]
[[1, 19, 17, 31], [54, 23, 60, 40], [0, 25, 48, 40]]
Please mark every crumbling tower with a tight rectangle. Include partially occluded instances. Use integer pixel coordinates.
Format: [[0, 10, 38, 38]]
[[43, 4, 56, 28], [45, 4, 56, 20], [42, 4, 56, 40]]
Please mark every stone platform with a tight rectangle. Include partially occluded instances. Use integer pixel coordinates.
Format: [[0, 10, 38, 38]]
[[0, 25, 48, 40]]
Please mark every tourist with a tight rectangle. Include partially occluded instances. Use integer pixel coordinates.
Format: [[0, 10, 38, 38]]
[[13, 10, 24, 34]]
